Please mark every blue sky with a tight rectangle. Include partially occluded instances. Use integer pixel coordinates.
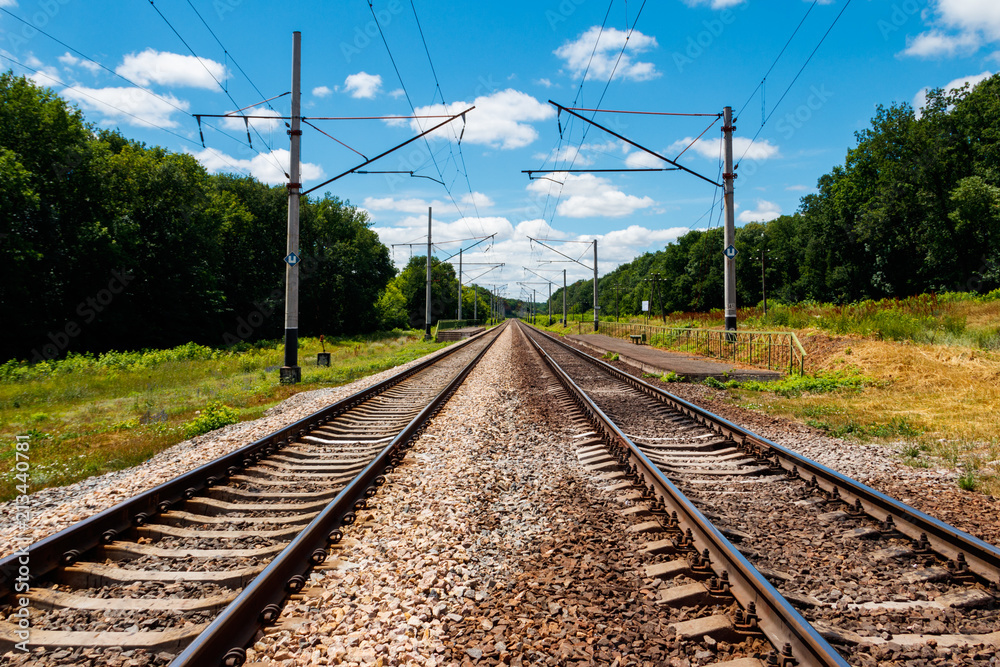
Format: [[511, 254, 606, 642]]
[[2, 0, 998, 300]]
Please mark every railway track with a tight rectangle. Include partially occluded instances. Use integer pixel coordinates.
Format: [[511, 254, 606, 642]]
[[518, 321, 1000, 667], [0, 324, 505, 667]]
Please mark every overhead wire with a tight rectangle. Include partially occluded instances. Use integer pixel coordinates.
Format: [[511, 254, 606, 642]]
[[546, 0, 650, 226], [408, 0, 486, 238], [735, 0, 819, 121], [366, 0, 473, 237], [736, 0, 852, 167], [147, 0, 287, 175], [0, 6, 258, 156]]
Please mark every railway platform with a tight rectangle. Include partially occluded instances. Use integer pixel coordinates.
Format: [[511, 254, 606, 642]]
[[564, 332, 782, 382]]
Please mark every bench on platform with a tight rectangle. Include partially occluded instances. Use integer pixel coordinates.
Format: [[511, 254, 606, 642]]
[[629, 333, 645, 345]]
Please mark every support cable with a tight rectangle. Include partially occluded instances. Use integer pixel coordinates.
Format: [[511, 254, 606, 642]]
[[736, 0, 852, 167]]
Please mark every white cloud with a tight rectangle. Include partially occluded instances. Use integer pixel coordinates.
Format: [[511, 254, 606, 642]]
[[312, 85, 333, 97], [534, 144, 592, 166], [189, 147, 324, 186], [0, 0, 18, 6], [680, 0, 746, 8], [913, 70, 993, 115], [536, 78, 554, 88], [625, 151, 666, 169], [57, 52, 101, 74], [116, 49, 227, 89], [526, 172, 655, 218], [403, 89, 555, 150], [786, 184, 811, 192], [668, 136, 780, 161], [555, 26, 660, 82], [461, 192, 494, 209], [344, 72, 382, 99], [902, 30, 979, 58], [61, 86, 189, 128], [738, 199, 781, 223], [220, 106, 282, 133], [901, 0, 1000, 59], [23, 55, 62, 89], [389, 88, 406, 99], [363, 192, 493, 216]]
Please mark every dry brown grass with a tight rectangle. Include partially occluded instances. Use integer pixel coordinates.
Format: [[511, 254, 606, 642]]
[[732, 331, 1000, 495]]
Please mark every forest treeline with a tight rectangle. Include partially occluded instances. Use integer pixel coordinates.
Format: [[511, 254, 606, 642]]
[[1, 72, 395, 362], [550, 75, 1000, 318]]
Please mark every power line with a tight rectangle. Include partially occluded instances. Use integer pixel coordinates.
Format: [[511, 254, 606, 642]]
[[184, 0, 274, 112], [366, 0, 471, 234], [147, 0, 286, 175], [736, 0, 853, 167], [735, 1, 819, 121], [408, 0, 485, 234], [0, 6, 256, 154]]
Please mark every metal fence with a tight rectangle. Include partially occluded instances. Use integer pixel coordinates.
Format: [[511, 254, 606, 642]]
[[595, 321, 807, 375]]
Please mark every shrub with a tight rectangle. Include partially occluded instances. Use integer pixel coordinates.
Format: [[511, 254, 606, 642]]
[[703, 376, 726, 389], [184, 403, 239, 438]]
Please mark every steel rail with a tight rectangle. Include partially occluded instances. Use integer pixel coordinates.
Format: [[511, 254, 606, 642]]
[[525, 324, 1000, 587], [172, 324, 506, 666], [518, 322, 849, 667], [0, 330, 490, 597]]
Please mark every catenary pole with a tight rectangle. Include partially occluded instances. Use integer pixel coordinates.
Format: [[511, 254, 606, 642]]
[[593, 240, 599, 331], [424, 207, 432, 340], [723, 105, 737, 332], [281, 31, 302, 384], [457, 248, 463, 321], [562, 269, 567, 326]]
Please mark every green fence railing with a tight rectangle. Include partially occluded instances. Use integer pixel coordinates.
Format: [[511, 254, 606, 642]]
[[594, 321, 807, 375]]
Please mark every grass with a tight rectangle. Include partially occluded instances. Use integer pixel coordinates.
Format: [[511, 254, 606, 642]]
[[717, 334, 1000, 495], [0, 332, 449, 501], [593, 290, 1000, 351]]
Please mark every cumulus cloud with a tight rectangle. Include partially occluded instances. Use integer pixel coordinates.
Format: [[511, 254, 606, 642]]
[[220, 106, 283, 133], [344, 72, 382, 99], [189, 147, 324, 186], [913, 70, 993, 115], [401, 89, 555, 150], [116, 49, 227, 89], [312, 85, 333, 97], [680, 0, 746, 8], [902, 30, 979, 58], [555, 26, 659, 82], [57, 52, 101, 74], [668, 136, 780, 161], [738, 199, 781, 223], [61, 86, 189, 128], [902, 0, 1000, 58], [526, 173, 655, 218]]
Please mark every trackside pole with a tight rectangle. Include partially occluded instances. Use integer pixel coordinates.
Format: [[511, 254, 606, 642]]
[[425, 207, 433, 340], [281, 31, 302, 384], [593, 239, 598, 331], [723, 105, 737, 332]]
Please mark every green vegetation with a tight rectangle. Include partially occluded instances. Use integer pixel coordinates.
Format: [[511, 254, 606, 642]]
[[724, 368, 875, 397], [1, 71, 395, 362], [0, 334, 447, 501], [660, 371, 682, 383], [184, 403, 240, 438], [602, 352, 619, 362]]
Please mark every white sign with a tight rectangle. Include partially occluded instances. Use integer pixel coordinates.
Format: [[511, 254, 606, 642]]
[[642, 300, 649, 312]]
